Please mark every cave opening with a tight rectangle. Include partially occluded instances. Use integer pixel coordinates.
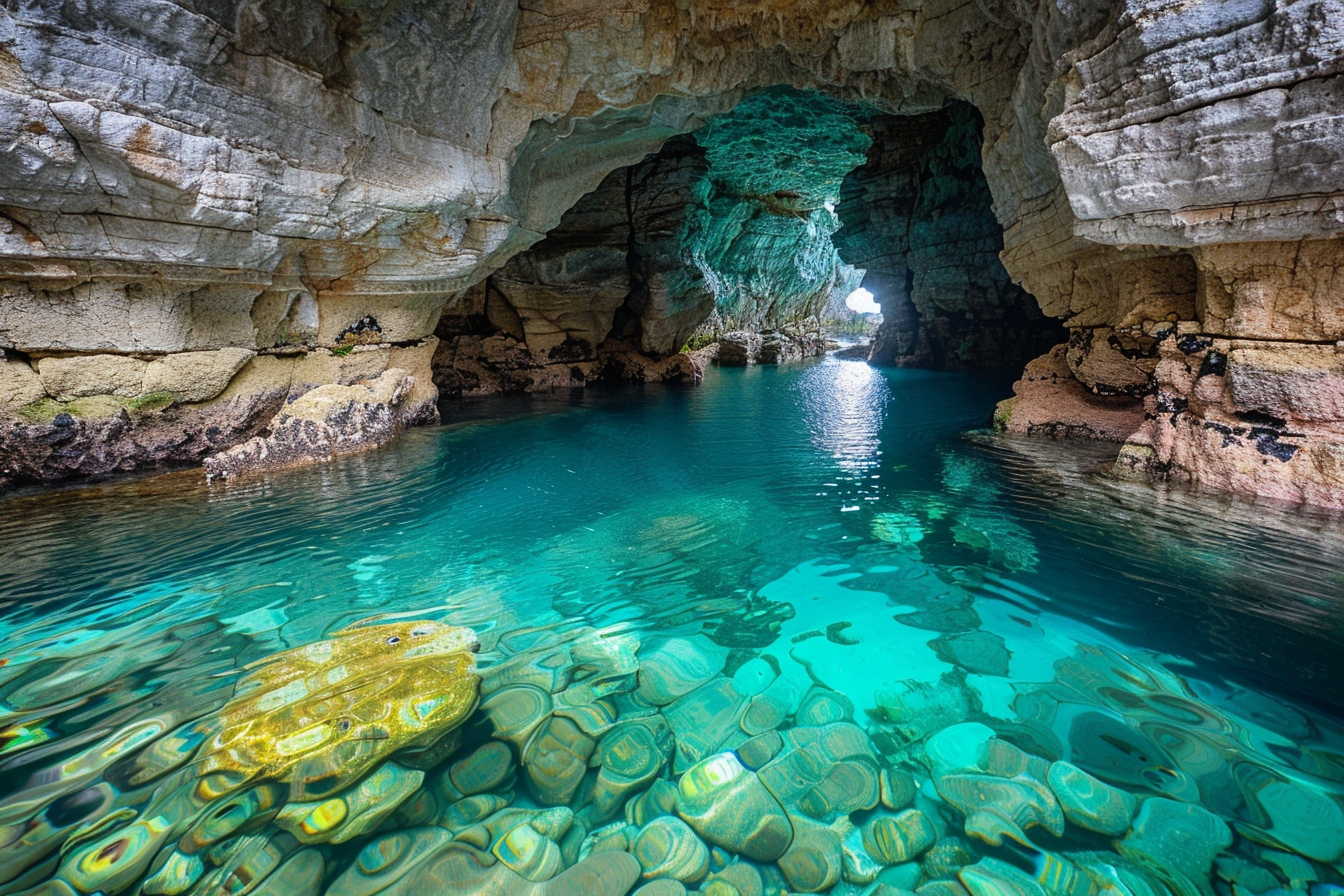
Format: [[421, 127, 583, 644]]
[[430, 88, 1064, 403]]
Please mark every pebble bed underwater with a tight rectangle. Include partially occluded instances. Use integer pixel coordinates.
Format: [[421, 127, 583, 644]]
[[2, 357, 1343, 896]]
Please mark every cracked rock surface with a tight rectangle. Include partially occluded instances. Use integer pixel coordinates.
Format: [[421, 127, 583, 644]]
[[0, 0, 1340, 502]]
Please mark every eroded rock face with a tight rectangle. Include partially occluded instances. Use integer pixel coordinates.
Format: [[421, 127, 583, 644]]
[[430, 138, 713, 399], [835, 104, 1064, 370], [0, 0, 1340, 501]]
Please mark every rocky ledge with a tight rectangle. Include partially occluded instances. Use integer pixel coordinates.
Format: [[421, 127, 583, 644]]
[[0, 0, 1340, 504]]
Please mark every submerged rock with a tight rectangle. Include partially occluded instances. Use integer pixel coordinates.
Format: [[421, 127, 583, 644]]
[[1045, 761, 1135, 837], [631, 816, 711, 884], [677, 752, 794, 862], [1119, 798, 1232, 888], [200, 621, 480, 798]]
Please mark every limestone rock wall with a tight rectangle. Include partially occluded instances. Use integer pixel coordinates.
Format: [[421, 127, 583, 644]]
[[0, 0, 1341, 503], [430, 136, 710, 399], [835, 104, 1065, 369]]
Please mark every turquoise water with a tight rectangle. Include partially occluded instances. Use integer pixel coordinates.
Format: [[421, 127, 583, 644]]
[[2, 357, 1343, 895]]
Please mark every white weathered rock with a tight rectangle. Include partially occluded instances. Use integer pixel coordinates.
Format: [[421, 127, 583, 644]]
[[0, 0, 1340, 502], [142, 348, 255, 403]]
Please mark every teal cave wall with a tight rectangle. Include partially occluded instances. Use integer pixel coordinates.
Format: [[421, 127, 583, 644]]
[[674, 88, 873, 330]]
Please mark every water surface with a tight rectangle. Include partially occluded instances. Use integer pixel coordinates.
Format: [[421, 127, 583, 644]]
[[2, 358, 1343, 895]]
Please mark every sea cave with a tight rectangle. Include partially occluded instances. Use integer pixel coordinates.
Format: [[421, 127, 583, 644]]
[[1, 3, 1343, 896]]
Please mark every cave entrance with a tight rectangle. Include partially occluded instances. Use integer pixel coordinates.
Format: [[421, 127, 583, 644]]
[[430, 89, 1063, 403]]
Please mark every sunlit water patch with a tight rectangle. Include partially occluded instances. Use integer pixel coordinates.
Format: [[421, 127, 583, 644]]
[[2, 358, 1343, 896]]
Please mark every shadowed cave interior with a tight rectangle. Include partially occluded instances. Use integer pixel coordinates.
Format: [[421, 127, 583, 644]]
[[429, 89, 1064, 402]]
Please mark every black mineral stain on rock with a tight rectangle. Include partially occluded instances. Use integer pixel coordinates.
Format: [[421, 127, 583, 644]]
[[1251, 428, 1299, 462], [337, 315, 382, 343], [1177, 334, 1212, 355], [1197, 350, 1227, 378]]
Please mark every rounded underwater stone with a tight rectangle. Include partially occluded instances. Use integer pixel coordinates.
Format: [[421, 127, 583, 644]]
[[632, 817, 711, 884], [731, 659, 777, 697], [676, 752, 794, 862], [863, 810, 938, 866], [275, 796, 348, 843], [126, 719, 216, 787], [370, 838, 641, 896], [794, 688, 854, 727], [664, 677, 750, 773], [331, 762, 424, 844], [1118, 798, 1231, 884], [60, 813, 176, 894], [918, 881, 972, 896], [249, 849, 324, 896], [797, 758, 882, 821], [182, 782, 285, 852], [958, 857, 1046, 896], [813, 722, 877, 762], [920, 837, 978, 881], [199, 620, 479, 800], [737, 731, 784, 770], [757, 742, 830, 806], [626, 779, 679, 828], [545, 850, 642, 896], [706, 860, 765, 896], [1045, 761, 1135, 837], [439, 793, 512, 831], [740, 694, 788, 736], [524, 715, 597, 806], [633, 881, 688, 896], [923, 724, 995, 775], [579, 819, 636, 861], [482, 645, 575, 696], [494, 822, 564, 882], [637, 637, 727, 707], [842, 826, 884, 885], [591, 718, 672, 819], [326, 827, 455, 896], [480, 685, 554, 750], [203, 831, 293, 896], [449, 741, 515, 796], [142, 849, 205, 895], [934, 772, 1064, 847], [777, 823, 843, 893], [881, 767, 918, 811], [553, 696, 621, 737]]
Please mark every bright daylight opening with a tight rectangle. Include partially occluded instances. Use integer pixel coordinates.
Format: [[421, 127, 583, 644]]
[[844, 287, 881, 315]]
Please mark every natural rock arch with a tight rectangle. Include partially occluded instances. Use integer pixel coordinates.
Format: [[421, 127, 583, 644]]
[[0, 0, 1341, 504]]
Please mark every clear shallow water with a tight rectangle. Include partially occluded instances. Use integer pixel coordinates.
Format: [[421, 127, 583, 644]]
[[2, 357, 1344, 896]]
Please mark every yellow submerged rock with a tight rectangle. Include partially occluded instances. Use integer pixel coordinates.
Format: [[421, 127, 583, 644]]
[[198, 620, 480, 798]]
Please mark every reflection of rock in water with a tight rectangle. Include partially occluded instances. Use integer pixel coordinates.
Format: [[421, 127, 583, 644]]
[[868, 451, 1041, 574], [4, 611, 1344, 896], [966, 429, 1344, 693]]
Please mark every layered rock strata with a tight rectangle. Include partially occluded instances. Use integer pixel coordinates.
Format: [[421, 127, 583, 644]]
[[0, 0, 1340, 503], [431, 137, 712, 399], [715, 326, 829, 367], [836, 105, 1065, 370]]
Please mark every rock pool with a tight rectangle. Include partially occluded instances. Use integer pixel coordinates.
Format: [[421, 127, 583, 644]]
[[2, 357, 1343, 896]]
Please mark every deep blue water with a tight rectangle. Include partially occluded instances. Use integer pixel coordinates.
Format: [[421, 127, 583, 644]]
[[2, 357, 1343, 895]]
